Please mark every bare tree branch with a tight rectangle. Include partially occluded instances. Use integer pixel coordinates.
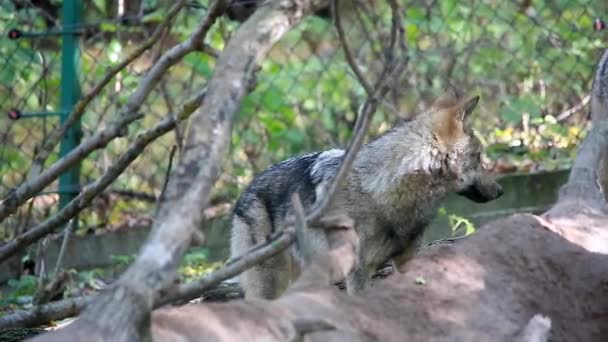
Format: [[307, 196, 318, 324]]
[[155, 145, 178, 217], [0, 89, 207, 263], [556, 95, 590, 121], [156, 228, 297, 307], [117, 48, 608, 342], [0, 0, 225, 224], [0, 281, 244, 329], [164, 0, 408, 307], [307, 0, 407, 225], [0, 297, 90, 329], [52, 219, 74, 277], [155, 0, 408, 310], [26, 0, 187, 181], [292, 193, 313, 262], [109, 189, 157, 202], [30, 2, 332, 341], [331, 0, 373, 96], [17, 1, 406, 338]]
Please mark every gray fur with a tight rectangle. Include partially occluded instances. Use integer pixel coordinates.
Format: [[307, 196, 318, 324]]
[[231, 95, 503, 299]]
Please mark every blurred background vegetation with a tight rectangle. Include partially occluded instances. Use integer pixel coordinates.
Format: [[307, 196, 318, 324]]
[[0, 0, 606, 315]]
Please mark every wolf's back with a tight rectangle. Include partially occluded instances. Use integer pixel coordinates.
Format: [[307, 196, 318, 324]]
[[229, 150, 345, 298], [232, 152, 321, 229]]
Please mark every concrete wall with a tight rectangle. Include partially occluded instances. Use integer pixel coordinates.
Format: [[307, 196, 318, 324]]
[[423, 169, 569, 241], [0, 169, 570, 284]]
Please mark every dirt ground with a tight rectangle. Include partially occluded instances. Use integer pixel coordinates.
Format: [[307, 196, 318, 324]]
[[148, 214, 608, 342]]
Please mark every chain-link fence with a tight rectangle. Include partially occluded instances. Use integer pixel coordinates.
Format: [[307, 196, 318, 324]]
[[1, 0, 606, 241]]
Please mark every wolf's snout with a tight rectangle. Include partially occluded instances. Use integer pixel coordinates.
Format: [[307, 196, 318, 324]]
[[496, 184, 504, 198], [457, 179, 503, 203]]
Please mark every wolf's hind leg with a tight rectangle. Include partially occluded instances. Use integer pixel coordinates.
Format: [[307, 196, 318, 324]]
[[230, 202, 292, 299], [239, 252, 293, 299]]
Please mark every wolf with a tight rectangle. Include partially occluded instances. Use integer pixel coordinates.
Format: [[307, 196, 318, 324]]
[[230, 91, 504, 299]]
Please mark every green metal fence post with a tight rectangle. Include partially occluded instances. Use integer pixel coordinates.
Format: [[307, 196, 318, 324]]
[[58, 0, 82, 227]]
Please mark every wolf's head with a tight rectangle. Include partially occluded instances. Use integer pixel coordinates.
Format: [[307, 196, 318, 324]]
[[425, 92, 503, 203]]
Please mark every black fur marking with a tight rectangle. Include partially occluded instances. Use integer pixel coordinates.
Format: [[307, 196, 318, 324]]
[[233, 152, 323, 235], [456, 181, 497, 203]]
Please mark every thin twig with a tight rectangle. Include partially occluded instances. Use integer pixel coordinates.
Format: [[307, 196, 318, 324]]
[[0, 89, 208, 263], [351, 3, 384, 64], [160, 81, 186, 152], [0, 280, 244, 329], [331, 0, 373, 96], [34, 239, 47, 282], [556, 95, 591, 121], [307, 0, 407, 225], [155, 145, 178, 216], [16, 197, 35, 237], [198, 44, 221, 58], [26, 0, 187, 180], [156, 228, 296, 307], [291, 193, 312, 262], [52, 219, 74, 278], [0, 296, 91, 329], [110, 189, 157, 202], [0, 0, 225, 224]]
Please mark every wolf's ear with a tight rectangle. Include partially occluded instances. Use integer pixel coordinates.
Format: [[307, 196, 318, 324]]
[[458, 96, 479, 124], [430, 95, 479, 146], [432, 89, 460, 109]]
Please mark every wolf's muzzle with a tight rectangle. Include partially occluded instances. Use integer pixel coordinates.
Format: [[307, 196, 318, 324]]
[[457, 180, 503, 203]]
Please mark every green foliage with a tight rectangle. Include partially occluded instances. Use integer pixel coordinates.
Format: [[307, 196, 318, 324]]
[[501, 95, 543, 123], [0, 0, 605, 240], [0, 275, 38, 309], [6, 275, 37, 297], [448, 214, 476, 238], [0, 2, 606, 311], [110, 254, 136, 266], [179, 247, 222, 280]]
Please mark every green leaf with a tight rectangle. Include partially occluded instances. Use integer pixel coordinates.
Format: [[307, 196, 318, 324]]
[[99, 22, 117, 33], [7, 275, 37, 296], [0, 146, 27, 173], [185, 54, 213, 78], [0, 65, 15, 84], [500, 107, 522, 124], [260, 87, 286, 111], [283, 129, 304, 145]]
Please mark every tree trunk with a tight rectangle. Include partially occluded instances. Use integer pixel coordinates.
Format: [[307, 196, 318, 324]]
[[26, 1, 330, 341]]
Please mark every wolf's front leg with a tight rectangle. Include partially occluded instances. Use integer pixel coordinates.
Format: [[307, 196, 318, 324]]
[[392, 234, 424, 273], [345, 264, 371, 295], [240, 252, 292, 299]]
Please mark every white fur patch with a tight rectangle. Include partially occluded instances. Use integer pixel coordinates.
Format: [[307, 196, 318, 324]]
[[310, 149, 344, 181], [309, 149, 345, 200]]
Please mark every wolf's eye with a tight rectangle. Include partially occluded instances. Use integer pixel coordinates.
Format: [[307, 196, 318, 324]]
[[475, 152, 482, 161]]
